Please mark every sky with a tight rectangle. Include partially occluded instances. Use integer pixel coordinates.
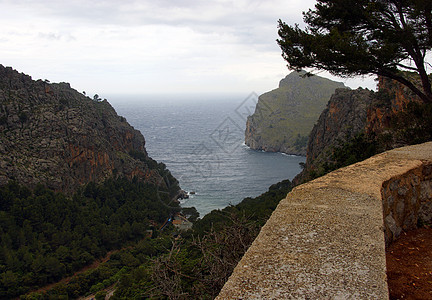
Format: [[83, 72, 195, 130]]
[[0, 0, 377, 99]]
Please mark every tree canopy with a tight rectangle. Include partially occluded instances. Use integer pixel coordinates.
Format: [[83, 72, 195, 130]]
[[0, 178, 177, 298], [277, 0, 432, 103]]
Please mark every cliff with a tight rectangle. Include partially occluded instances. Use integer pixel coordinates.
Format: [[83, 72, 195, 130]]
[[295, 74, 429, 184], [305, 88, 374, 171], [366, 74, 424, 140], [0, 65, 167, 193], [245, 71, 345, 155]]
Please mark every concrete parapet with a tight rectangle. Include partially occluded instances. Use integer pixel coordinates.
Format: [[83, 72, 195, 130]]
[[217, 142, 432, 299]]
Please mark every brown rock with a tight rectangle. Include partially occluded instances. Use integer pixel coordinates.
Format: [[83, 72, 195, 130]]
[[0, 65, 164, 192]]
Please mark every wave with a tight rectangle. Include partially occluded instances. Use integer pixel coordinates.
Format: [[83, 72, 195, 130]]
[[279, 152, 305, 158]]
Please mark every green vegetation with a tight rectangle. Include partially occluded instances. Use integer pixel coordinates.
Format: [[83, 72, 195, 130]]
[[307, 133, 378, 180], [19, 179, 292, 299], [194, 179, 292, 236], [129, 150, 181, 199], [277, 0, 432, 103], [247, 71, 344, 154], [111, 179, 292, 299], [294, 134, 309, 151], [388, 101, 432, 146], [0, 177, 178, 298]]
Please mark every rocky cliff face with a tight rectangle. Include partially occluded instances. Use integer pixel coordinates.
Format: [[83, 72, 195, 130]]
[[366, 75, 422, 136], [0, 65, 164, 192], [305, 88, 374, 168], [295, 74, 426, 184], [245, 71, 345, 155]]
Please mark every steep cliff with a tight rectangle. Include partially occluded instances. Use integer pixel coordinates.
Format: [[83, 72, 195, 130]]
[[0, 65, 168, 193], [305, 88, 374, 170], [366, 74, 425, 145], [245, 71, 345, 155], [296, 74, 430, 184]]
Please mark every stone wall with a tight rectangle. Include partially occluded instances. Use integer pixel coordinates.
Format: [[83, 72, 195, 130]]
[[217, 142, 432, 299], [382, 163, 432, 244]]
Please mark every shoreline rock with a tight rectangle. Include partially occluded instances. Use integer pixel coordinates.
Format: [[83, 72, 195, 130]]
[[245, 71, 345, 156]]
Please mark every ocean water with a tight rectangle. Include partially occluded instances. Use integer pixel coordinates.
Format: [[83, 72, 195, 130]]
[[110, 94, 305, 217]]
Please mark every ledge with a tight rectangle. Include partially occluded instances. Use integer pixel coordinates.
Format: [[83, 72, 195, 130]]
[[217, 142, 432, 299]]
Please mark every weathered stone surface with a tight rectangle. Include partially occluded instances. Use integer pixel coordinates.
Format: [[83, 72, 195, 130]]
[[0, 65, 163, 192], [217, 142, 432, 299]]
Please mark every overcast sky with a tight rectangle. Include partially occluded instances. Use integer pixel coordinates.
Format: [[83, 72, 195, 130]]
[[0, 0, 376, 99]]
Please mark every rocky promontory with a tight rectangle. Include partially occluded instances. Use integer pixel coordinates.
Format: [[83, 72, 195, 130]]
[[245, 71, 345, 155], [295, 73, 427, 184], [0, 65, 169, 193]]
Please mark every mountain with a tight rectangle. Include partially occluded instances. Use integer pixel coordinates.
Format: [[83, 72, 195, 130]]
[[0, 65, 185, 298], [0, 65, 171, 193], [245, 71, 345, 155], [294, 73, 430, 184]]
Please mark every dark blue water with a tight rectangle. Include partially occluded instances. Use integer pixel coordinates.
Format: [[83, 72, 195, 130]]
[[110, 95, 305, 216]]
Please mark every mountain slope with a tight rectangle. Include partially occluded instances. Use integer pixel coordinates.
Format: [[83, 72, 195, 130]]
[[0, 65, 183, 298], [245, 71, 345, 155], [0, 65, 167, 193], [294, 73, 430, 184]]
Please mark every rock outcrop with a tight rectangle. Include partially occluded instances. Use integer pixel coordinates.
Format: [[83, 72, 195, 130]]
[[305, 88, 374, 169], [295, 74, 425, 184], [366, 75, 422, 137], [245, 71, 345, 155], [0, 65, 165, 192]]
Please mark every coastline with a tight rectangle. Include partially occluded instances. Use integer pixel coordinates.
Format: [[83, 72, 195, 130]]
[[242, 142, 306, 158]]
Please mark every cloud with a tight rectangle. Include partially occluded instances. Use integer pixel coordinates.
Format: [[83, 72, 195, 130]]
[[0, 0, 376, 96], [37, 32, 76, 41]]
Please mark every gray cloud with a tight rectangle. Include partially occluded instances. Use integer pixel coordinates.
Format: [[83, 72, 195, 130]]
[[1, 0, 375, 97], [3, 0, 307, 33]]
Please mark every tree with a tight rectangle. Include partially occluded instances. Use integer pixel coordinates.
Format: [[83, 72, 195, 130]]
[[277, 0, 432, 103], [93, 94, 101, 102], [95, 290, 107, 300]]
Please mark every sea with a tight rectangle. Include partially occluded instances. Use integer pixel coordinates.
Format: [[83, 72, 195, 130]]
[[110, 94, 305, 217]]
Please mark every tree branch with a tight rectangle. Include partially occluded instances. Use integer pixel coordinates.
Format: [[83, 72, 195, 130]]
[[396, 63, 419, 72]]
